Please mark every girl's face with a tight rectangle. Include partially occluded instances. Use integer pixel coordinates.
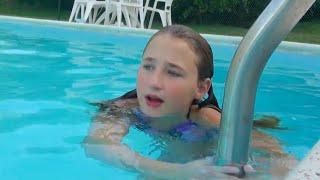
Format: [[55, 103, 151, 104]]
[[137, 34, 208, 118]]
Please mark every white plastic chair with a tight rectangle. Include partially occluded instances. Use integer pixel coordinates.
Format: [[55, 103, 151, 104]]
[[69, 0, 86, 22], [145, 0, 173, 28], [102, 0, 131, 27], [69, 0, 106, 23], [123, 0, 145, 28], [103, 0, 144, 28]]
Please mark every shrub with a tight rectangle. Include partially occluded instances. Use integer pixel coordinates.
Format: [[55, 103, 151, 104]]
[[0, 0, 319, 26], [172, 0, 319, 27]]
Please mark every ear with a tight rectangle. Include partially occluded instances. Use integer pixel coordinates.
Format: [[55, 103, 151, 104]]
[[195, 78, 211, 100]]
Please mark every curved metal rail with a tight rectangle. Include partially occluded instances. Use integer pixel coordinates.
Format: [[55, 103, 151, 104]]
[[216, 0, 316, 165]]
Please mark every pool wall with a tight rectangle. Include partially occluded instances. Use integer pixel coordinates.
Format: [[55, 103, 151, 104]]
[[1, 15, 320, 56]]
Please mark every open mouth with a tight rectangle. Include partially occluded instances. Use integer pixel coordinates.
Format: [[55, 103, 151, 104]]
[[145, 94, 164, 108]]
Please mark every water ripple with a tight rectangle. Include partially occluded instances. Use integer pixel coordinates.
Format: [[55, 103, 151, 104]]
[[25, 146, 77, 155], [0, 99, 86, 115], [0, 49, 37, 55]]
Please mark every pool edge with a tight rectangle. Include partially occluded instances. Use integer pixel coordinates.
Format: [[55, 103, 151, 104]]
[[1, 15, 320, 55], [285, 140, 320, 180]]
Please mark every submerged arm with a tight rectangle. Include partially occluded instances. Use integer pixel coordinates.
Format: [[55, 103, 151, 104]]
[[83, 110, 242, 179], [191, 107, 284, 156], [252, 130, 284, 155]]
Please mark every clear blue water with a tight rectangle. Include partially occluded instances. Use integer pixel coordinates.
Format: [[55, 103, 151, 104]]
[[0, 18, 319, 179]]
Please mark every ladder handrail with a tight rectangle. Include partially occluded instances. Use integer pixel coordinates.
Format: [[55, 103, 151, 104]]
[[216, 0, 316, 165]]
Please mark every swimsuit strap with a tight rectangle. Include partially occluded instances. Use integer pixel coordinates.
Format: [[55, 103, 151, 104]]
[[187, 103, 221, 118], [203, 104, 222, 113]]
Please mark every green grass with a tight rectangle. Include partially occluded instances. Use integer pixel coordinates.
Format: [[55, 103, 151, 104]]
[[150, 22, 248, 36], [151, 21, 320, 45], [1, 7, 319, 44], [0, 6, 70, 20], [286, 20, 320, 44]]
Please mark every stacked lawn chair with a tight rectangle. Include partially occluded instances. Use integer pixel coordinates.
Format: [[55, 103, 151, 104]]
[[144, 0, 173, 28], [103, 0, 145, 28], [69, 0, 106, 24], [69, 0, 174, 29]]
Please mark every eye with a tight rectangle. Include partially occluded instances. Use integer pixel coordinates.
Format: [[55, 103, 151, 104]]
[[142, 64, 154, 71], [167, 69, 182, 77]]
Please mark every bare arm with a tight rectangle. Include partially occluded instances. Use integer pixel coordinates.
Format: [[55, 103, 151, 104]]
[[191, 107, 284, 156], [83, 113, 184, 177], [83, 105, 242, 179]]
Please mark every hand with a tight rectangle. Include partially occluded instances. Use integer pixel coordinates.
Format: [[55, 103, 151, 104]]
[[180, 157, 254, 179]]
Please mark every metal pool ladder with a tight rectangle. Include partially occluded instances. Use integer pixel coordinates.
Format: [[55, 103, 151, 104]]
[[215, 0, 316, 169]]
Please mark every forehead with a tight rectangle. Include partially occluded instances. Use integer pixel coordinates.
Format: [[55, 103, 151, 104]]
[[143, 34, 199, 66]]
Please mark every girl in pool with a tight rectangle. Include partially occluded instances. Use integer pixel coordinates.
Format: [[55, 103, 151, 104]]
[[83, 25, 287, 179]]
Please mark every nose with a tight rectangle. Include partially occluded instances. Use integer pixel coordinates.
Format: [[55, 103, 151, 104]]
[[149, 69, 164, 90]]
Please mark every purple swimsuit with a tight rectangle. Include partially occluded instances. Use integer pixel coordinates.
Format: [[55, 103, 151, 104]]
[[132, 108, 219, 142]]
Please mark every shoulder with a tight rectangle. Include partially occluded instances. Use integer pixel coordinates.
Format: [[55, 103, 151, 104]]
[[97, 98, 138, 111], [112, 98, 139, 108], [94, 98, 138, 121], [189, 106, 221, 128]]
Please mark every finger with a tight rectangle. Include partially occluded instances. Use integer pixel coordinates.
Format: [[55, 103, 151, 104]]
[[221, 166, 240, 174], [221, 166, 246, 178], [244, 164, 255, 173], [197, 167, 238, 179]]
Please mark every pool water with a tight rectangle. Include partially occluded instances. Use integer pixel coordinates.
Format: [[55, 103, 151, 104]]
[[0, 18, 319, 179]]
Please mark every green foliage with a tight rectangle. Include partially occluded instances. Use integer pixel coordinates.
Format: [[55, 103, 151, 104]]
[[303, 1, 320, 21], [172, 0, 270, 27], [0, 0, 319, 27], [172, 0, 319, 27], [0, 0, 74, 9]]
